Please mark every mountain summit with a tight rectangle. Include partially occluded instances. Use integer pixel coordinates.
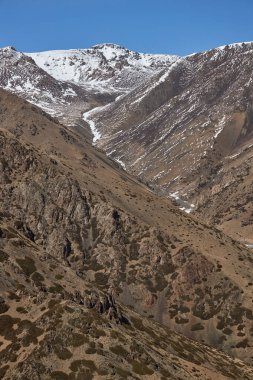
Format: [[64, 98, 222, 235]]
[[26, 43, 179, 93]]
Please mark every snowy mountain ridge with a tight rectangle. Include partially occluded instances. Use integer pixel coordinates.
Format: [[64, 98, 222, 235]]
[[26, 43, 180, 93], [0, 43, 180, 129], [0, 45, 104, 129]]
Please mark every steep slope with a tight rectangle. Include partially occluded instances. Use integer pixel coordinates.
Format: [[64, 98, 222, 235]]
[[1, 88, 253, 366], [1, 223, 253, 379], [87, 42, 253, 240]]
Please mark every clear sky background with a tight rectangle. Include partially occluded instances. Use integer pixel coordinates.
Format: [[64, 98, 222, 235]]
[[1, 0, 253, 55]]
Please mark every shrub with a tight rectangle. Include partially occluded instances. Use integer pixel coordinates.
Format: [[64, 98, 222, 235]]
[[132, 360, 154, 375], [191, 323, 204, 331], [16, 257, 36, 276], [109, 345, 128, 357], [0, 250, 9, 263]]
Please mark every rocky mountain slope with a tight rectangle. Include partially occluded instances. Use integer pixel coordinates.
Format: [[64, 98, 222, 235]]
[[86, 42, 253, 241], [2, 88, 253, 373]]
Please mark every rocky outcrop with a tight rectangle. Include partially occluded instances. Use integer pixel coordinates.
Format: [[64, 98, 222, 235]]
[[85, 292, 129, 324]]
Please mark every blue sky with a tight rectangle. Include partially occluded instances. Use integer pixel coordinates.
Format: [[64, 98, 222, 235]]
[[1, 0, 253, 55]]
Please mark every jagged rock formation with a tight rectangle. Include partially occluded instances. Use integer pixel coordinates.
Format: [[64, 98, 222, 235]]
[[1, 89, 253, 373]]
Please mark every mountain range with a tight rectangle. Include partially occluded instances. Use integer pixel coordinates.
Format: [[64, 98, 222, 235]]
[[1, 42, 253, 379], [2, 42, 253, 242]]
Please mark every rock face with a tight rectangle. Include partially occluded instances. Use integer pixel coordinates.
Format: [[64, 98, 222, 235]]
[[2, 88, 253, 369]]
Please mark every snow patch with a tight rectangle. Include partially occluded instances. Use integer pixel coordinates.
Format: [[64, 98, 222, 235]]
[[115, 158, 126, 170], [214, 116, 226, 138], [169, 191, 195, 214], [82, 103, 111, 144], [83, 109, 101, 143], [63, 88, 77, 97]]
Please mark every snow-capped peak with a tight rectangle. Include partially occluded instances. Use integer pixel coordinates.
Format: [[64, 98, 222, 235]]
[[25, 44, 180, 93], [2, 46, 17, 52], [91, 42, 127, 50]]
